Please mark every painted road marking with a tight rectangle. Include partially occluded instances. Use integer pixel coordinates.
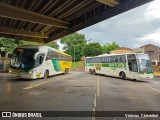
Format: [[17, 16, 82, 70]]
[[94, 93, 97, 108], [23, 80, 53, 90], [92, 93, 97, 120], [97, 76, 100, 97], [92, 77, 100, 120], [23, 74, 72, 90], [143, 85, 160, 93]]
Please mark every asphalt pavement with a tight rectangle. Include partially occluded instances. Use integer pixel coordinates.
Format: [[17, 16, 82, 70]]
[[0, 71, 159, 120]]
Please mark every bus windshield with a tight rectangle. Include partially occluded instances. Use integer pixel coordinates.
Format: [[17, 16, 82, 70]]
[[11, 48, 38, 70], [136, 54, 153, 73]]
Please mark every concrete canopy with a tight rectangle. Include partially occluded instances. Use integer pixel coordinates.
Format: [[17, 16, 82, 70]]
[[0, 0, 153, 43]]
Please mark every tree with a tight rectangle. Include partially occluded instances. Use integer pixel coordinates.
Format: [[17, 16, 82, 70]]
[[60, 32, 87, 61], [0, 37, 59, 53], [102, 42, 120, 53], [83, 43, 103, 56], [0, 37, 18, 52]]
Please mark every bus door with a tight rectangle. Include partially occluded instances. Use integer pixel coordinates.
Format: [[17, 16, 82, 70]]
[[127, 54, 138, 79], [34, 52, 45, 78]]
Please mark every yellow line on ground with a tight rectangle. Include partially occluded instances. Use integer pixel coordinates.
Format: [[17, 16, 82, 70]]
[[23, 80, 53, 90], [23, 74, 72, 90], [97, 76, 100, 97]]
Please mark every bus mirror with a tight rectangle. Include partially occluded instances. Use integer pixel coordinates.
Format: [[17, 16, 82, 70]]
[[34, 52, 43, 60]]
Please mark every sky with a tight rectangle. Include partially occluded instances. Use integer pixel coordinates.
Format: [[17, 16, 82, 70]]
[[58, 0, 160, 50]]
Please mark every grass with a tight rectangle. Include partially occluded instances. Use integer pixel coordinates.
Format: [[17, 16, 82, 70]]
[[72, 61, 85, 71]]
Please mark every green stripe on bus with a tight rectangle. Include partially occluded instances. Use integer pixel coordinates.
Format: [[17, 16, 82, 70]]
[[85, 63, 126, 68], [102, 63, 126, 68], [52, 60, 61, 72], [85, 64, 94, 66]]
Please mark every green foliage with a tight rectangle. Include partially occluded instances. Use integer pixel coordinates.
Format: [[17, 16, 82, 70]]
[[83, 42, 103, 56], [45, 41, 59, 49], [0, 37, 18, 52], [18, 40, 41, 46], [72, 61, 85, 70], [60, 32, 87, 61], [0, 37, 59, 53], [102, 42, 120, 53]]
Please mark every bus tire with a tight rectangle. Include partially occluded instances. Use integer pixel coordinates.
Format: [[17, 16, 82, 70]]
[[64, 69, 67, 75], [120, 72, 126, 80], [44, 70, 49, 79], [89, 69, 92, 74], [92, 69, 96, 75], [66, 68, 69, 74], [132, 79, 136, 81]]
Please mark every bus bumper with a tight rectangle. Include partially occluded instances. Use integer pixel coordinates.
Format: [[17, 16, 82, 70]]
[[137, 74, 154, 80], [9, 73, 35, 79]]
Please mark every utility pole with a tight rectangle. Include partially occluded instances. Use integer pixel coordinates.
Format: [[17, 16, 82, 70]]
[[74, 45, 75, 69]]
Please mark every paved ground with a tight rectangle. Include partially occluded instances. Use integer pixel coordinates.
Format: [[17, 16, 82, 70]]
[[0, 71, 160, 120]]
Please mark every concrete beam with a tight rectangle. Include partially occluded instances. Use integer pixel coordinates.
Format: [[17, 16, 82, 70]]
[[0, 26, 48, 38], [0, 3, 69, 28], [96, 0, 119, 7]]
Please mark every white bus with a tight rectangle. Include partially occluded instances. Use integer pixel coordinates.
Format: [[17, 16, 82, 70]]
[[85, 53, 154, 80], [9, 46, 72, 79]]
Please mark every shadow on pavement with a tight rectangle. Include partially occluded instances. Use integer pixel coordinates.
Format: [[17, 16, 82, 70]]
[[88, 73, 150, 83]]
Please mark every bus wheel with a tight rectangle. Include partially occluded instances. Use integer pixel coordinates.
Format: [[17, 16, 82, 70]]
[[132, 79, 136, 81], [121, 72, 126, 80], [66, 68, 69, 74], [92, 69, 96, 75], [44, 70, 49, 79], [89, 69, 92, 74], [64, 69, 67, 75]]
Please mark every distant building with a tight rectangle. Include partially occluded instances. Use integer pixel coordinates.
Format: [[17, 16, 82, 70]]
[[134, 44, 160, 63], [110, 47, 133, 54]]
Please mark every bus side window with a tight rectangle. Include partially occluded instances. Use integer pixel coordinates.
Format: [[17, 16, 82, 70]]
[[67, 57, 70, 61], [90, 58, 92, 63], [102, 57, 105, 63], [69, 57, 72, 61], [110, 57, 114, 63], [103, 57, 107, 63], [115, 57, 118, 62], [106, 57, 108, 63], [35, 53, 45, 67], [93, 58, 95, 63], [120, 55, 126, 63], [64, 56, 67, 61], [86, 58, 89, 63], [119, 57, 123, 63], [101, 57, 103, 63], [97, 58, 99, 63], [108, 57, 110, 63]]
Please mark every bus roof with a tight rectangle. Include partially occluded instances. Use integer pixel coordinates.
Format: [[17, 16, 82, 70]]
[[86, 53, 147, 58], [16, 45, 72, 57]]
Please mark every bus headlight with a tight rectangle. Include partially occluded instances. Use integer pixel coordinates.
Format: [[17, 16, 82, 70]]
[[9, 69, 12, 73], [28, 71, 33, 74]]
